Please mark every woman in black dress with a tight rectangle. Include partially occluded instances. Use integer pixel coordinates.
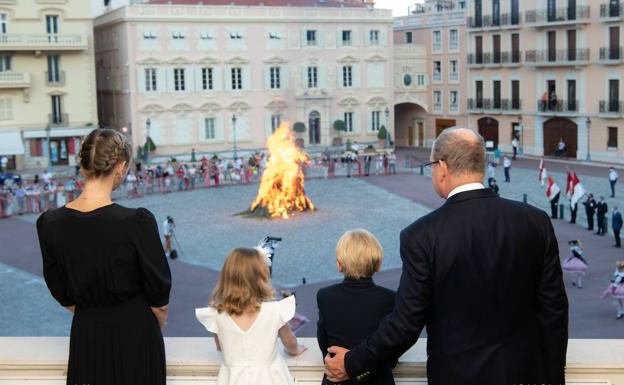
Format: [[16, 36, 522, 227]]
[[36, 128, 172, 385]]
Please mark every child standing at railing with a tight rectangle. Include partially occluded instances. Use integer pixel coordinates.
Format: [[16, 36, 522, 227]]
[[601, 261, 624, 319]]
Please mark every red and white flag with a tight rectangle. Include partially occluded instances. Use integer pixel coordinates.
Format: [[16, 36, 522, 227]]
[[538, 160, 547, 186], [546, 176, 560, 201], [567, 171, 585, 206]]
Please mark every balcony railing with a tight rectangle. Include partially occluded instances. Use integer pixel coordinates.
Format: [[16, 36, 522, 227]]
[[468, 51, 521, 67], [599, 100, 623, 115], [0, 71, 31, 88], [502, 98, 522, 111], [501, 51, 522, 65], [525, 6, 590, 26], [433, 103, 442, 112], [467, 13, 522, 29], [600, 2, 624, 20], [525, 49, 590, 66], [449, 72, 459, 82], [537, 99, 579, 114], [468, 98, 516, 114], [0, 34, 87, 51], [45, 71, 66, 86], [48, 113, 69, 127], [599, 47, 624, 63], [468, 98, 491, 111]]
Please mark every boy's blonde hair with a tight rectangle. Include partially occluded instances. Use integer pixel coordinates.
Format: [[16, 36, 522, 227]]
[[210, 248, 275, 316], [616, 260, 624, 271], [336, 229, 384, 279]]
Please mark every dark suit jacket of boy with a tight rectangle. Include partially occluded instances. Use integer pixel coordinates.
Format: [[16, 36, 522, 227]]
[[317, 277, 396, 385]]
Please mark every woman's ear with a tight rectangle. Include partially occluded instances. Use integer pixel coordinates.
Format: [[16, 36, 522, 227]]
[[336, 259, 343, 273]]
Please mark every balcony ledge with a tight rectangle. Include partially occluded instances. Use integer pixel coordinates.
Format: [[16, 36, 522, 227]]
[[0, 338, 623, 384]]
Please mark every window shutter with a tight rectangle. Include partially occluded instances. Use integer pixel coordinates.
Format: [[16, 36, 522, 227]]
[[319, 65, 328, 89], [380, 28, 388, 47], [281, 66, 289, 89], [156, 67, 166, 93], [352, 64, 361, 88], [225, 66, 232, 91], [242, 66, 251, 90], [352, 110, 360, 134], [264, 66, 271, 90], [185, 66, 194, 92], [137, 68, 146, 93], [366, 110, 373, 133]]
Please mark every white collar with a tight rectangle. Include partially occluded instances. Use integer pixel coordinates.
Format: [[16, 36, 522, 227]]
[[447, 183, 486, 199]]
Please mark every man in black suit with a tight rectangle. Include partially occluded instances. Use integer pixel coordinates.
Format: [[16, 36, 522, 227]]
[[324, 128, 569, 385], [583, 193, 596, 231], [596, 196, 608, 236]]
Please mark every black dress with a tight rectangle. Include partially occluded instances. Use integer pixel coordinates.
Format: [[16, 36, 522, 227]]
[[36, 203, 172, 385]]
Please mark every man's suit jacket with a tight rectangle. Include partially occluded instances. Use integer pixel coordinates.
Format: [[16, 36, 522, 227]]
[[317, 278, 395, 385], [344, 189, 569, 385], [597, 201, 609, 217]]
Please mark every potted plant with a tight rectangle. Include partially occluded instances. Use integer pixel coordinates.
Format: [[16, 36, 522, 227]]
[[332, 119, 346, 146], [293, 122, 306, 148], [377, 125, 388, 148]]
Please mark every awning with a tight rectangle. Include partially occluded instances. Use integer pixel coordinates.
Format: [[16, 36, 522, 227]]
[[22, 127, 94, 139], [0, 131, 25, 156]]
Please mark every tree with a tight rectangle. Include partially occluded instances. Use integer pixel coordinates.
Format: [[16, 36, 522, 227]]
[[144, 137, 156, 152], [333, 119, 346, 132], [377, 125, 388, 140], [293, 122, 306, 133]]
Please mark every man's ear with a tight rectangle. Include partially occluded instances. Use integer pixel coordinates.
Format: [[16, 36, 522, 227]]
[[336, 259, 344, 273]]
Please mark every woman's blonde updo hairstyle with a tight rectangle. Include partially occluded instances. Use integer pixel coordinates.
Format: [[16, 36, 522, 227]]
[[79, 128, 132, 179]]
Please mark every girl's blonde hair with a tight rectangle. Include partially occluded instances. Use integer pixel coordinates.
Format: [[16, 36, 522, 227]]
[[336, 229, 384, 279], [616, 260, 624, 271], [210, 248, 275, 316]]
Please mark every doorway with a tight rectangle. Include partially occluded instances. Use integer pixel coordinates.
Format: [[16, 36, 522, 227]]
[[308, 111, 320, 145], [478, 117, 499, 150], [543, 118, 578, 157]]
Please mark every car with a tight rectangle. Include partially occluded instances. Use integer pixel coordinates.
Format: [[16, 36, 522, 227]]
[[0, 172, 22, 186]]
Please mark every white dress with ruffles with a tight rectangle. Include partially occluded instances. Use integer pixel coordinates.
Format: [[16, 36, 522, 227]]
[[195, 295, 296, 385]]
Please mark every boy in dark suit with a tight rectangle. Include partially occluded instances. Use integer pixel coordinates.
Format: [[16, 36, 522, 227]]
[[317, 229, 396, 385]]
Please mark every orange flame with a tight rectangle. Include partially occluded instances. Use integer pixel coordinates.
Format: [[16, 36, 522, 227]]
[[249, 123, 315, 219]]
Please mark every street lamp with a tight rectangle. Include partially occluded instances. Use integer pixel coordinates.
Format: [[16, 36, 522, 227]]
[[586, 116, 591, 161], [45, 123, 52, 172], [384, 107, 390, 148], [232, 114, 238, 159], [145, 118, 152, 167], [517, 114, 523, 155]]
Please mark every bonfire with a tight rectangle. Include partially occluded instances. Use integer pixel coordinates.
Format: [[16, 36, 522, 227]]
[[241, 123, 315, 219]]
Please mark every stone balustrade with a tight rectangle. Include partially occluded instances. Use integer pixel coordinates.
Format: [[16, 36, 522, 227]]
[[0, 338, 623, 384]]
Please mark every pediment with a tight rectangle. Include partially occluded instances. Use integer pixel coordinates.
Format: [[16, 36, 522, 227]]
[[199, 102, 222, 113], [265, 99, 287, 111], [225, 56, 250, 65], [196, 56, 220, 65], [137, 57, 164, 65], [139, 104, 166, 114], [338, 97, 360, 108], [168, 57, 192, 65], [366, 54, 387, 63], [337, 55, 360, 64], [169, 103, 195, 113], [227, 101, 252, 112], [366, 96, 388, 108], [263, 56, 288, 65]]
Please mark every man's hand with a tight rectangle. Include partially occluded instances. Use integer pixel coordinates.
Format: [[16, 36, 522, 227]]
[[324, 346, 351, 382]]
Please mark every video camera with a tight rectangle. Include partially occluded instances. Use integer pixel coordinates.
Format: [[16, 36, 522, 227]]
[[259, 236, 282, 276]]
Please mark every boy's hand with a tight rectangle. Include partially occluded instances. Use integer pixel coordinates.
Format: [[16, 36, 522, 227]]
[[286, 344, 308, 356]]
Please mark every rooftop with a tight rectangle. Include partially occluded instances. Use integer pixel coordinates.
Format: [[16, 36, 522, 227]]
[[144, 0, 371, 7]]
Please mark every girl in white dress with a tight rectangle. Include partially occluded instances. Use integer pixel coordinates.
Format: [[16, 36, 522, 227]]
[[196, 247, 307, 385]]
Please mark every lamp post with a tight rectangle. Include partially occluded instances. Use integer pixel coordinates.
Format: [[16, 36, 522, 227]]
[[586, 116, 591, 161], [232, 114, 238, 159], [45, 123, 52, 172], [384, 107, 390, 148], [145, 118, 151, 167], [517, 114, 523, 155]]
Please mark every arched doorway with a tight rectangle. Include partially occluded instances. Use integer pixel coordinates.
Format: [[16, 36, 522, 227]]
[[394, 102, 427, 147], [478, 117, 499, 150], [309, 111, 320, 145], [543, 117, 577, 157]]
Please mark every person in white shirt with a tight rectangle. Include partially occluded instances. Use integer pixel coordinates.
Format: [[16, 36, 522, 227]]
[[42, 170, 52, 184], [511, 137, 519, 160], [162, 216, 176, 259], [609, 167, 619, 198], [503, 156, 511, 183], [486, 162, 496, 187], [0, 156, 8, 173]]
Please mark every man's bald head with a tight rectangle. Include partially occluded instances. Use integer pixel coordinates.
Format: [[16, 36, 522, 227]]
[[432, 128, 486, 176]]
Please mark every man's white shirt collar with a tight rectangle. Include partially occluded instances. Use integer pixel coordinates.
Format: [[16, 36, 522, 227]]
[[447, 183, 486, 199]]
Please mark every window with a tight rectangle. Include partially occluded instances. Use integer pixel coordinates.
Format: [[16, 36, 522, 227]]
[[433, 30, 442, 51], [608, 127, 618, 148], [417, 74, 425, 86], [174, 68, 185, 91], [449, 60, 458, 81], [403, 74, 412, 86], [450, 90, 459, 111], [201, 67, 213, 91], [270, 66, 281, 89], [51, 95, 63, 123], [172, 31, 185, 40], [405, 31, 413, 44], [0, 55, 10, 72], [145, 68, 157, 91], [306, 30, 317, 46], [143, 31, 157, 40], [45, 15, 58, 35], [307, 66, 318, 88], [342, 65, 353, 88], [433, 90, 442, 111], [47, 55, 60, 83], [371, 110, 381, 131], [204, 118, 216, 140], [344, 112, 353, 132], [229, 32, 243, 40], [433, 61, 442, 82], [369, 30, 380, 45], [271, 115, 281, 133], [200, 32, 213, 40], [0, 98, 12, 121], [449, 29, 459, 50], [342, 30, 352, 46], [231, 67, 242, 90], [0, 13, 7, 34]]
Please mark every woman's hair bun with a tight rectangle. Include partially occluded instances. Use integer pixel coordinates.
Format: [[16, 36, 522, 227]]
[[78, 128, 132, 179]]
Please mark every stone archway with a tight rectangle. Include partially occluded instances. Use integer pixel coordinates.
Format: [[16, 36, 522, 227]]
[[309, 111, 321, 145], [394, 102, 427, 147], [543, 117, 577, 157], [478, 117, 499, 150]]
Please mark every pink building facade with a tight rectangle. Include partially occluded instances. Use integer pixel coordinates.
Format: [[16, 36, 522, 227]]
[[94, 1, 394, 160]]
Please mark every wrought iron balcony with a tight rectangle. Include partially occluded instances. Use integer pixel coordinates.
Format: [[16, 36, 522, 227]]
[[600, 2, 624, 20], [501, 98, 522, 112], [0, 71, 30, 89], [468, 98, 503, 112], [537, 99, 579, 114], [467, 13, 522, 30], [48, 113, 69, 127], [0, 34, 87, 51], [501, 51, 522, 66], [599, 47, 624, 63], [599, 100, 623, 115], [45, 70, 66, 86], [525, 49, 590, 66], [525, 6, 590, 27], [469, 51, 522, 67]]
